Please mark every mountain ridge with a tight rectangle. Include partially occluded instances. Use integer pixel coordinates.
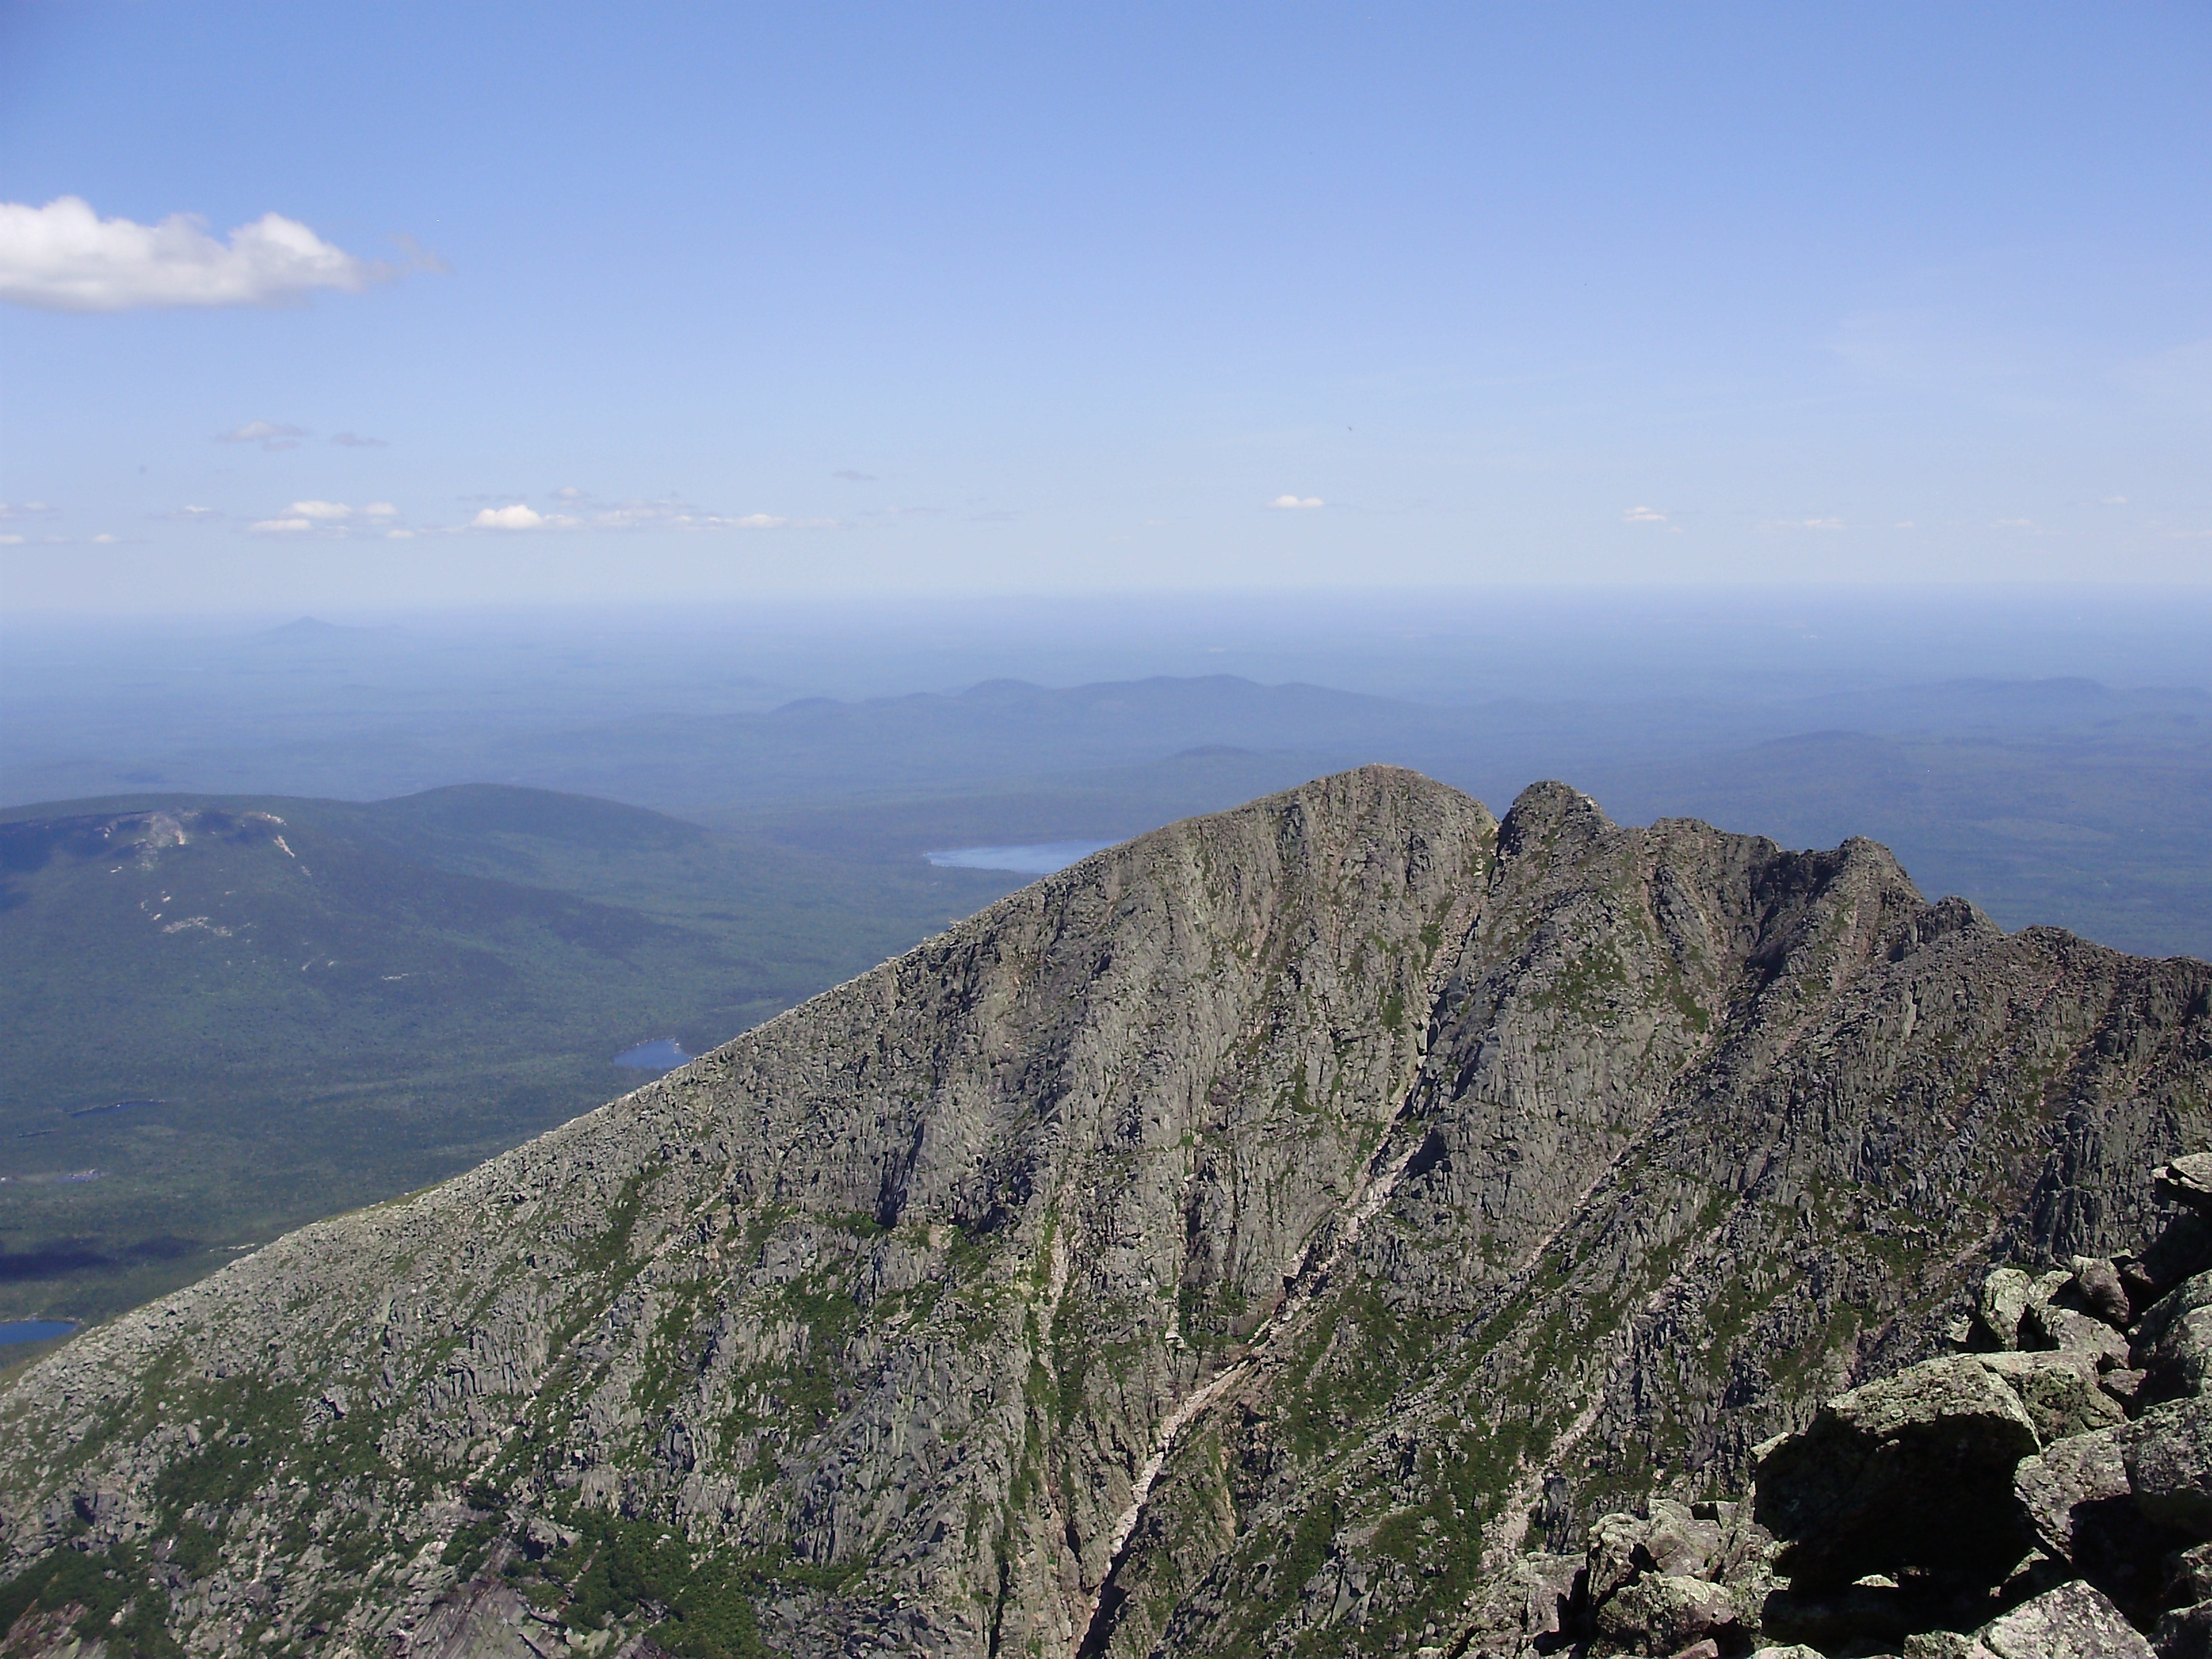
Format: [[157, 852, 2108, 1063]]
[[1, 766, 2205, 1658]]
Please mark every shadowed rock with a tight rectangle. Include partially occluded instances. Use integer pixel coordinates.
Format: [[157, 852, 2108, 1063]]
[[1753, 1355, 2041, 1591]]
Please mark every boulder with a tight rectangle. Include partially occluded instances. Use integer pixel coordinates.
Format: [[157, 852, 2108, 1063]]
[[2025, 1298, 2133, 1362], [2158, 1155, 2212, 1216], [2137, 1274, 2212, 1403], [1749, 1647, 1827, 1659], [2104, 1369, 2151, 1413], [2071, 1256, 2135, 1328], [2169, 1542, 2212, 1605], [1904, 1635, 1998, 1659], [2126, 1397, 2212, 1538], [2016, 1421, 2194, 1624], [1589, 1570, 1743, 1654], [1976, 1351, 2128, 1441], [2144, 1214, 2212, 1298], [2159, 1601, 2212, 1659], [1972, 1578, 2153, 1659], [1753, 1355, 2041, 1589], [1978, 1267, 2034, 1351], [2015, 1427, 2130, 1563]]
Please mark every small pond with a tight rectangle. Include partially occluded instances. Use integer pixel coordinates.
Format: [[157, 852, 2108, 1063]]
[[0, 1319, 77, 1348], [613, 1038, 692, 1071], [924, 842, 1110, 876]]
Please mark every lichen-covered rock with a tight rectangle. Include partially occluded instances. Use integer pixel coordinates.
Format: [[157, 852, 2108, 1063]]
[[2138, 1274, 2212, 1404], [2158, 1155, 2212, 1216], [2025, 1298, 2134, 1362], [2127, 1397, 2212, 1538], [1973, 1578, 2154, 1659], [2016, 1426, 2131, 1564], [1977, 1351, 2128, 1442], [1979, 1269, 2035, 1351], [1753, 1355, 2041, 1589], [1904, 1635, 1999, 1659]]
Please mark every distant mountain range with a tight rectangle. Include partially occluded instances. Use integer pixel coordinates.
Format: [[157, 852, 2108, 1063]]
[[8, 670, 2208, 958]]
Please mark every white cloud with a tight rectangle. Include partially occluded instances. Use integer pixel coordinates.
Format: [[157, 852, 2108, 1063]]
[[734, 513, 788, 529], [361, 502, 397, 518], [1893, 520, 1917, 529], [0, 533, 20, 545], [167, 505, 222, 521], [1758, 516, 1846, 531], [1269, 495, 1324, 510], [2101, 495, 2129, 506], [217, 421, 308, 451], [471, 504, 579, 530], [0, 500, 54, 520], [329, 431, 386, 448], [0, 197, 388, 312], [473, 504, 548, 530], [291, 500, 351, 520], [1622, 506, 1668, 523], [91, 532, 116, 544], [250, 517, 313, 533]]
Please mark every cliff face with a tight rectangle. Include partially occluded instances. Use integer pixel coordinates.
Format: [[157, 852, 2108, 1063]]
[[1, 766, 2206, 1659]]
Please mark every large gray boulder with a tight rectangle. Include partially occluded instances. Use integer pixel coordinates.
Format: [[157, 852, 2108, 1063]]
[[2016, 1426, 2131, 1565], [2137, 1272, 2212, 1404], [1978, 1267, 2035, 1351], [2158, 1155, 2212, 1216], [1977, 1351, 2128, 1442], [2126, 1395, 2212, 1537], [2018, 1420, 2198, 1624], [1975, 1578, 2153, 1659], [1753, 1355, 2041, 1589]]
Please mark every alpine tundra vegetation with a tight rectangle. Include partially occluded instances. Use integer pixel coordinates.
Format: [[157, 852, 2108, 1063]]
[[1, 767, 2207, 1658]]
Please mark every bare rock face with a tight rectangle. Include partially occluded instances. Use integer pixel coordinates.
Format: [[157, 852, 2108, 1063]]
[[1, 767, 2208, 1659]]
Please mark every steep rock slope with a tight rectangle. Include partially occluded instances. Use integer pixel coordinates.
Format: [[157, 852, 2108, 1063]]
[[0, 767, 2206, 1659]]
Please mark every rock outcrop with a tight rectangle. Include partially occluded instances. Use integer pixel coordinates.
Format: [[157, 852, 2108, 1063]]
[[1, 768, 2209, 1658]]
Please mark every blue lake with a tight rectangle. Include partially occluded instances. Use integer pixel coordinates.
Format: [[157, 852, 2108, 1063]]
[[0, 1319, 76, 1348], [613, 1038, 692, 1071], [924, 842, 1110, 876]]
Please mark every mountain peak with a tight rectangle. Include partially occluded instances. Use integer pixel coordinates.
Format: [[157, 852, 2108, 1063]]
[[1, 769, 2203, 1658]]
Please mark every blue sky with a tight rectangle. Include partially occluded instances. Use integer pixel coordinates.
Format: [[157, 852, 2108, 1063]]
[[2, 1, 2207, 610]]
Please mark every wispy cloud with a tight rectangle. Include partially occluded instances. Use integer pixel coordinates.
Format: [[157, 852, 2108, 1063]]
[[329, 431, 387, 448], [0, 197, 392, 312], [291, 500, 351, 520], [1622, 506, 1668, 523], [217, 421, 308, 451], [1758, 516, 1845, 531], [249, 517, 313, 533], [1269, 495, 1324, 510], [0, 500, 54, 521]]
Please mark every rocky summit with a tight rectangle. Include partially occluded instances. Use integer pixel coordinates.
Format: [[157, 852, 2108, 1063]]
[[1, 767, 2208, 1659]]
